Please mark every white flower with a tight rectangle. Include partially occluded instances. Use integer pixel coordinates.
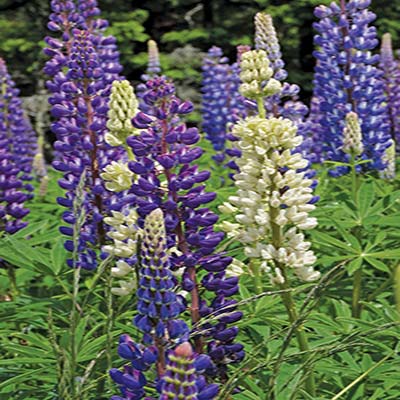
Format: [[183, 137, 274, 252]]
[[106, 80, 139, 146], [342, 112, 363, 156], [101, 161, 134, 192], [222, 116, 319, 283]]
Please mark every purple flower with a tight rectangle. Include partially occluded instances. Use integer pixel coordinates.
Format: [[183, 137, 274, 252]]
[[380, 33, 400, 148], [0, 58, 36, 234], [127, 75, 243, 380], [44, 1, 123, 269], [312, 0, 392, 175]]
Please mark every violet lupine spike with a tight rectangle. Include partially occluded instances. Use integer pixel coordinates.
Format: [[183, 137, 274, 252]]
[[128, 76, 244, 381], [110, 210, 191, 400], [201, 47, 233, 159], [0, 59, 29, 234], [134, 208, 186, 341], [0, 59, 36, 200], [0, 59, 33, 234], [146, 40, 162, 77], [160, 342, 219, 400], [313, 0, 392, 175], [45, 26, 123, 270], [380, 33, 400, 148]]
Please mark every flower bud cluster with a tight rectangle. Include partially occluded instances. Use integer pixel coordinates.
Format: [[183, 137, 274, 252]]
[[342, 112, 364, 156], [380, 139, 396, 180], [220, 116, 320, 283], [106, 80, 139, 147], [239, 50, 281, 99]]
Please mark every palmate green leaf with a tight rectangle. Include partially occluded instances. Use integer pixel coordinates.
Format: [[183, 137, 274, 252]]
[[0, 367, 51, 392], [357, 181, 375, 219], [364, 257, 391, 273], [51, 238, 68, 275], [312, 231, 359, 254], [372, 215, 400, 227], [346, 257, 363, 275], [367, 249, 400, 259], [8, 221, 49, 239]]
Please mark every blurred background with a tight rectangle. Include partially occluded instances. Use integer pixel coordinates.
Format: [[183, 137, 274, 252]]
[[1, 0, 400, 102]]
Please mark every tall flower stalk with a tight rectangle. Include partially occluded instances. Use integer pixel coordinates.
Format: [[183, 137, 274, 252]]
[[221, 49, 318, 396], [44, 0, 123, 269], [313, 0, 392, 175], [380, 32, 400, 149], [110, 209, 219, 400]]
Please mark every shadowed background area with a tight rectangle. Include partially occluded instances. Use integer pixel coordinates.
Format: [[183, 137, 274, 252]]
[[1, 0, 399, 100]]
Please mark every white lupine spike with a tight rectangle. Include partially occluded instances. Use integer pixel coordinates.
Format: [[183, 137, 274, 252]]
[[342, 112, 364, 156], [239, 50, 281, 99], [106, 80, 139, 146], [219, 116, 319, 283], [379, 140, 396, 179]]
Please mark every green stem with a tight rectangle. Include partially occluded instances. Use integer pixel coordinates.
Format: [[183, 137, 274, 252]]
[[395, 265, 400, 317], [350, 154, 363, 318], [250, 260, 263, 295], [104, 266, 114, 394], [6, 263, 18, 298], [351, 268, 362, 318], [256, 96, 266, 118], [279, 276, 316, 397], [70, 264, 81, 399]]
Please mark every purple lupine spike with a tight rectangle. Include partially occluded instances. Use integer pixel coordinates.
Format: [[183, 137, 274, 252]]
[[312, 0, 392, 175], [159, 342, 219, 400], [201, 47, 234, 158], [146, 40, 162, 77], [127, 76, 243, 381], [44, 1, 123, 270], [0, 58, 36, 233], [134, 208, 186, 338], [380, 33, 400, 148]]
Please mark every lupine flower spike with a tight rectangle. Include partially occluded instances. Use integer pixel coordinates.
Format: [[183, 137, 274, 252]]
[[220, 50, 319, 284], [380, 32, 400, 148], [342, 112, 363, 156], [44, 1, 123, 269], [0, 58, 36, 234], [313, 0, 392, 175], [127, 76, 244, 379]]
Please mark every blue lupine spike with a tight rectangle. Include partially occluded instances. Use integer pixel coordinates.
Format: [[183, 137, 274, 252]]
[[0, 58, 36, 234], [312, 0, 392, 175], [44, 0, 123, 269], [380, 32, 400, 148]]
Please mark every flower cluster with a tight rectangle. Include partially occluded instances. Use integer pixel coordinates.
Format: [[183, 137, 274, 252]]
[[110, 210, 219, 400], [201, 47, 241, 159], [220, 50, 319, 283], [127, 76, 244, 378], [220, 116, 319, 283], [0, 58, 36, 234], [380, 32, 400, 149], [254, 12, 312, 159], [342, 112, 363, 156], [44, 0, 123, 269], [313, 0, 392, 175]]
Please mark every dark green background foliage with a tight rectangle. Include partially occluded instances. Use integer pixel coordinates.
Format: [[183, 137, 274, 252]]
[[1, 0, 400, 98]]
